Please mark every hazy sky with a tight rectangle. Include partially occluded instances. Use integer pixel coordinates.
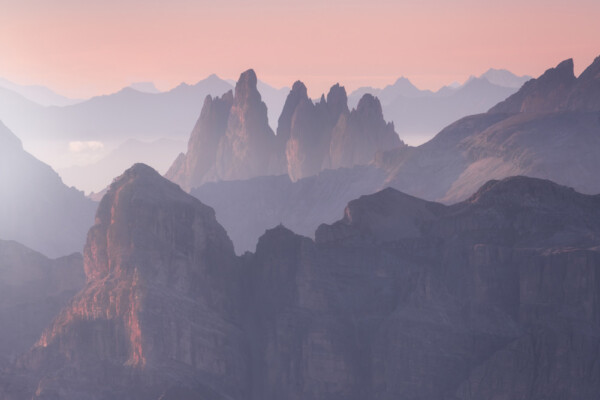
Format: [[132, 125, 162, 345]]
[[1, 0, 598, 98]]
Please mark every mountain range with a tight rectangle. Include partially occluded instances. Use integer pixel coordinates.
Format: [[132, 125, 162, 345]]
[[1, 68, 528, 193], [166, 70, 404, 191], [2, 164, 598, 399], [347, 68, 531, 144], [182, 56, 600, 254]]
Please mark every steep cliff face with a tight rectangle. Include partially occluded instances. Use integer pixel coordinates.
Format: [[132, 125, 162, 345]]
[[489, 59, 577, 114], [567, 55, 600, 111], [0, 241, 84, 369], [0, 121, 96, 257], [3, 172, 599, 399], [3, 164, 246, 400], [165, 91, 233, 191], [330, 94, 404, 169], [283, 83, 347, 181], [280, 82, 403, 181], [216, 69, 283, 180]]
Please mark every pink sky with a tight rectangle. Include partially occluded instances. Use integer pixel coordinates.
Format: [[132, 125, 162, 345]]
[[1, 0, 598, 98]]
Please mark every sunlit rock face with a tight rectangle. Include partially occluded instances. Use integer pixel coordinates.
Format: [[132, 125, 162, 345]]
[[165, 91, 233, 191], [0, 121, 96, 258], [216, 69, 284, 180], [4, 164, 246, 400]]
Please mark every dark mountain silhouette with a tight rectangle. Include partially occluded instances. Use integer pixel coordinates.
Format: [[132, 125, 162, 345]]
[[2, 165, 599, 399], [0, 240, 84, 369], [0, 122, 96, 257]]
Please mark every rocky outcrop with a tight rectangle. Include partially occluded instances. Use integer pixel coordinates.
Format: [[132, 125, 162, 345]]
[[330, 93, 403, 169], [3, 170, 599, 399], [165, 91, 233, 190], [0, 121, 96, 257], [489, 58, 577, 114], [2, 164, 246, 399], [216, 69, 283, 180], [567, 55, 600, 111], [0, 240, 84, 369], [167, 74, 404, 189], [166, 70, 285, 190]]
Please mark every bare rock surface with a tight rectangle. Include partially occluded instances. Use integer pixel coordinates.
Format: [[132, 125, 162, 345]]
[[2, 167, 599, 400]]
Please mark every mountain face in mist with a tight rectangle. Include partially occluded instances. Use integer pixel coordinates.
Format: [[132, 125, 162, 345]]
[[0, 77, 81, 107], [168, 72, 404, 189], [167, 70, 285, 189], [0, 240, 84, 369], [3, 166, 599, 400], [193, 166, 387, 253], [378, 56, 600, 203], [0, 122, 96, 257], [165, 91, 234, 191], [216, 70, 284, 180], [330, 93, 401, 169]]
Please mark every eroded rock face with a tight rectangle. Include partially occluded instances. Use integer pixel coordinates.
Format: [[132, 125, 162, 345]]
[[3, 164, 246, 400], [216, 69, 283, 180], [165, 91, 233, 191], [4, 169, 599, 400], [330, 94, 403, 169], [282, 83, 403, 181], [489, 58, 577, 113]]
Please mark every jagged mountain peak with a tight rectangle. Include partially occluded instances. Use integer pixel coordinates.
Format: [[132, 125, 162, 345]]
[[235, 69, 260, 99], [355, 93, 384, 116], [488, 58, 578, 114], [326, 83, 349, 116]]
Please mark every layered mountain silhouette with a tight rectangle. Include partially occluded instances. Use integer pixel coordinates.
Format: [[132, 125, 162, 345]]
[[167, 69, 404, 191], [2, 165, 599, 399], [0, 122, 96, 257], [179, 56, 599, 254], [0, 240, 84, 369], [347, 69, 530, 144], [380, 56, 600, 202]]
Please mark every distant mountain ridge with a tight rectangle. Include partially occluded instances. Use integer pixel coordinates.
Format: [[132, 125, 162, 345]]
[[0, 122, 96, 257], [0, 77, 82, 107], [348, 68, 532, 144]]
